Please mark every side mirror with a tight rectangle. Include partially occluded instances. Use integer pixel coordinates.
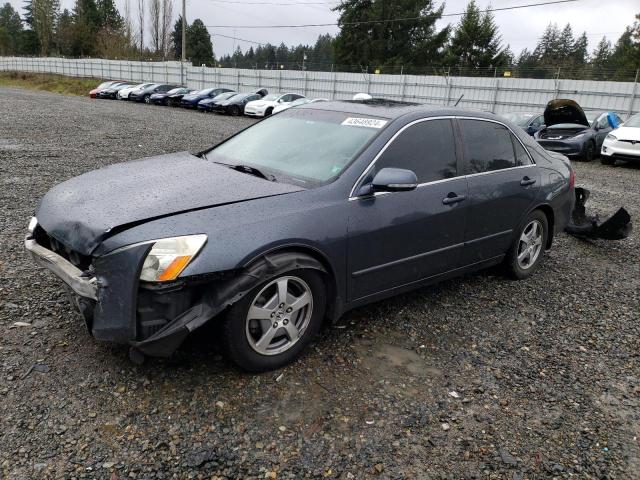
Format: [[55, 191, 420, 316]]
[[371, 168, 418, 193]]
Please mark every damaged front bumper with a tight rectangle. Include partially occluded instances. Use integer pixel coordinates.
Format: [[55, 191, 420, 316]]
[[26, 226, 328, 360], [565, 187, 633, 240]]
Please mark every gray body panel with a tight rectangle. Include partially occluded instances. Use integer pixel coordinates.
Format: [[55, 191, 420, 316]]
[[30, 102, 574, 353]]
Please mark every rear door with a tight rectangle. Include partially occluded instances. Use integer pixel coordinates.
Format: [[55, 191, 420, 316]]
[[457, 118, 540, 265], [347, 118, 468, 301]]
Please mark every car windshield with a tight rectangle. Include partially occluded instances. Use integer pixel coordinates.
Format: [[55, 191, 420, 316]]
[[623, 114, 640, 127], [196, 88, 214, 95], [501, 112, 534, 127], [206, 109, 385, 186], [98, 81, 113, 89], [213, 92, 236, 100], [262, 94, 280, 101], [290, 98, 309, 107], [167, 87, 184, 94]]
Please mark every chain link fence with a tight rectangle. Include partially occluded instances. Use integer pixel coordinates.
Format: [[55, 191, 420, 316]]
[[1, 56, 638, 116]]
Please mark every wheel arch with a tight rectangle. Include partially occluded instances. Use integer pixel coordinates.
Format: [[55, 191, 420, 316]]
[[532, 203, 555, 249], [241, 245, 340, 323]]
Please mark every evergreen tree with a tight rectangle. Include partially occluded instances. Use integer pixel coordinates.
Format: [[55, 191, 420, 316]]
[[170, 15, 183, 59], [186, 18, 213, 66], [609, 26, 640, 79], [446, 0, 507, 74], [333, 0, 449, 71], [572, 32, 588, 65], [0, 3, 23, 54], [71, 0, 100, 56], [55, 8, 74, 55], [96, 0, 123, 31]]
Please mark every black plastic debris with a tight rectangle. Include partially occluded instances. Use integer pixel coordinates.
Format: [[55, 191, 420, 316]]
[[566, 187, 632, 240]]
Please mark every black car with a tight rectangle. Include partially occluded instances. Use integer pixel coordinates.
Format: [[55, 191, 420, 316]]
[[166, 88, 195, 107], [150, 87, 191, 106], [197, 91, 237, 112], [501, 112, 544, 136], [535, 100, 623, 161], [97, 82, 136, 99], [25, 101, 574, 371], [180, 88, 235, 108], [129, 84, 178, 103], [210, 89, 268, 116]]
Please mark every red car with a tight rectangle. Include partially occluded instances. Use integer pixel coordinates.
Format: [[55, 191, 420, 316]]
[[89, 81, 122, 98]]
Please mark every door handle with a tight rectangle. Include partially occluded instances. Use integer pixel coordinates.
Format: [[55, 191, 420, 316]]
[[442, 193, 466, 205], [520, 176, 537, 186]]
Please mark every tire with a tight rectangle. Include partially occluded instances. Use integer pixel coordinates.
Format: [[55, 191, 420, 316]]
[[505, 210, 548, 280], [230, 105, 241, 116], [582, 141, 595, 162], [601, 155, 615, 166], [265, 107, 273, 117], [222, 269, 326, 372], [144, 94, 150, 104]]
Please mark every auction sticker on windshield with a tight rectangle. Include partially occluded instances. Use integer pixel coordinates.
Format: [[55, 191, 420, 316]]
[[341, 117, 388, 128]]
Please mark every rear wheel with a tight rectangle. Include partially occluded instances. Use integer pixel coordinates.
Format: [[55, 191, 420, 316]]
[[222, 269, 326, 372], [582, 141, 595, 162], [505, 210, 548, 280]]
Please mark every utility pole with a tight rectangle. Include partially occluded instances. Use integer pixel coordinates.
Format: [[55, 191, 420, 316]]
[[181, 0, 186, 62]]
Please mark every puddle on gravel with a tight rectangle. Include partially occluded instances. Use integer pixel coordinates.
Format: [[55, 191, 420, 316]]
[[354, 341, 443, 378]]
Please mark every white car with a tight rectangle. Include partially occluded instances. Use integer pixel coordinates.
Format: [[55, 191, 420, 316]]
[[601, 113, 640, 165], [272, 97, 328, 114], [244, 93, 305, 117], [118, 83, 154, 100]]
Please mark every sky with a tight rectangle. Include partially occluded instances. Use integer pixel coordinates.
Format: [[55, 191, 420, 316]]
[[8, 0, 639, 58]]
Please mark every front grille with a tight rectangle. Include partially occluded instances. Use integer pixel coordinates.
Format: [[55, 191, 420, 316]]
[[34, 226, 93, 271]]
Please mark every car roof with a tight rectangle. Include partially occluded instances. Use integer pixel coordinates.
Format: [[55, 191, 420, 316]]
[[299, 99, 506, 122]]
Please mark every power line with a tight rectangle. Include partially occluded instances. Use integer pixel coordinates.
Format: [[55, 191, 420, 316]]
[[205, 0, 582, 29], [212, 33, 267, 46]]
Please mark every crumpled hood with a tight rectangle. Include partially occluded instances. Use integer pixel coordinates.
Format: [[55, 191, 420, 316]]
[[543, 99, 590, 128], [36, 152, 304, 255]]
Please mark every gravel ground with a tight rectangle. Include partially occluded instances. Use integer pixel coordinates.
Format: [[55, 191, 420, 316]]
[[1, 87, 639, 479]]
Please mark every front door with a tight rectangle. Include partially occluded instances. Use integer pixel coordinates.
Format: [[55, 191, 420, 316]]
[[347, 119, 468, 301], [456, 119, 541, 265]]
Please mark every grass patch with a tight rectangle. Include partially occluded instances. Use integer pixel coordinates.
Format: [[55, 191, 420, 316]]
[[0, 72, 104, 96]]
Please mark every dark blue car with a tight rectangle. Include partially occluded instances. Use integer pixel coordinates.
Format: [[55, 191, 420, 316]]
[[180, 87, 234, 108], [25, 100, 574, 371]]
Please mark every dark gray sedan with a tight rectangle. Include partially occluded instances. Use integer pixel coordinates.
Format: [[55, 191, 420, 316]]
[[25, 100, 575, 371]]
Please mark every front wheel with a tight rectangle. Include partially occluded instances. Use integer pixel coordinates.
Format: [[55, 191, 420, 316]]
[[265, 107, 273, 117], [505, 210, 548, 280], [229, 105, 241, 116], [222, 270, 326, 372], [144, 94, 150, 104], [582, 141, 595, 162]]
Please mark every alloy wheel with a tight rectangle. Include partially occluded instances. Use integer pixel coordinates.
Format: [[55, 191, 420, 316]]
[[517, 220, 543, 270], [245, 276, 313, 356]]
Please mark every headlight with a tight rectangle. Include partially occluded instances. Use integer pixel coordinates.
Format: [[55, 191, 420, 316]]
[[28, 216, 38, 234], [606, 134, 617, 141], [140, 234, 207, 282]]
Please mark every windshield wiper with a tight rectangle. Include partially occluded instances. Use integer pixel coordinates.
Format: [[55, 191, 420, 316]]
[[228, 164, 277, 182]]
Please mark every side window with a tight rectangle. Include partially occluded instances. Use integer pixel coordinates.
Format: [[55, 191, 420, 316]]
[[531, 115, 543, 128], [512, 136, 532, 166], [597, 115, 609, 129], [459, 120, 517, 174], [281, 94, 292, 102], [374, 119, 458, 183]]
